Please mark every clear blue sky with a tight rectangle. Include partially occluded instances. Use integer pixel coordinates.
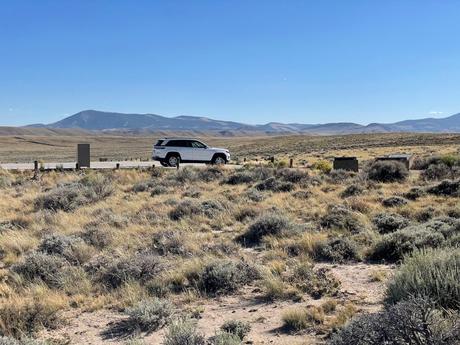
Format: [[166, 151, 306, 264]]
[[1, 0, 460, 126]]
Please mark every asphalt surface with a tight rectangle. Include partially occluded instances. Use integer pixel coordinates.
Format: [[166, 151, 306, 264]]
[[0, 161, 238, 170]]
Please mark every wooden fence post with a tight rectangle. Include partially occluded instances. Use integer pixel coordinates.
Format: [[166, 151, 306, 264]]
[[289, 158, 293, 168], [116, 163, 120, 170]]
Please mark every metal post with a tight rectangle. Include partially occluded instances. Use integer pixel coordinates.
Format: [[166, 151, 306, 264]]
[[289, 158, 293, 168], [116, 163, 120, 170], [76, 163, 80, 170], [176, 158, 180, 170]]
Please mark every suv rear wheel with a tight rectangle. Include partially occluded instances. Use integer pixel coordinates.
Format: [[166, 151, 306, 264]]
[[166, 154, 180, 167], [212, 154, 227, 165]]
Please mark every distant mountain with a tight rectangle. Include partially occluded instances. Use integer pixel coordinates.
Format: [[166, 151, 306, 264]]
[[25, 109, 460, 135]]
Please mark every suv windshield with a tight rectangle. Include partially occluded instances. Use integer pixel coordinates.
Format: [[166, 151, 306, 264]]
[[155, 140, 165, 146]]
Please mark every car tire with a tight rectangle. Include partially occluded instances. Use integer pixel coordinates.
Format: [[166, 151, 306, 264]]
[[212, 154, 227, 165], [166, 154, 180, 167]]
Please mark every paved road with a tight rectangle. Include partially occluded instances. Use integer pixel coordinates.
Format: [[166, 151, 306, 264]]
[[0, 161, 240, 170]]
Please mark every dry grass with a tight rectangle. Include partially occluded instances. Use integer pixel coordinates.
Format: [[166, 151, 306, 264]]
[[0, 144, 458, 344]]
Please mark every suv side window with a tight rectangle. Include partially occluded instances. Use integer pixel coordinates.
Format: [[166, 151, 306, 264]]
[[166, 140, 191, 147], [190, 141, 206, 148]]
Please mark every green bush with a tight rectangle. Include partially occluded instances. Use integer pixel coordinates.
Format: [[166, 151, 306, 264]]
[[367, 161, 408, 183], [329, 297, 459, 345], [254, 177, 294, 192], [340, 184, 363, 198], [372, 213, 409, 234], [426, 179, 460, 197], [11, 252, 69, 288], [163, 318, 205, 345], [220, 320, 251, 340], [369, 226, 444, 262], [314, 238, 361, 263], [320, 205, 363, 233], [197, 261, 257, 296], [125, 298, 174, 332], [386, 248, 460, 310], [382, 196, 408, 207], [35, 174, 113, 212], [237, 213, 293, 246], [210, 332, 241, 345], [313, 160, 332, 174], [85, 253, 163, 289]]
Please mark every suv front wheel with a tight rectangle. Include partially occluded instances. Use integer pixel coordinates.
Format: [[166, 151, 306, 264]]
[[212, 154, 227, 165]]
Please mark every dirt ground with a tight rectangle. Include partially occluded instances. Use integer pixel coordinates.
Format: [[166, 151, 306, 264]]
[[40, 263, 393, 345]]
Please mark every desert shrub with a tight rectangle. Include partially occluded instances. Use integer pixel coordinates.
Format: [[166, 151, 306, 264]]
[[35, 174, 113, 212], [372, 213, 409, 234], [38, 233, 91, 265], [150, 185, 168, 196], [200, 200, 227, 217], [80, 227, 113, 249], [426, 179, 460, 197], [314, 238, 361, 263], [86, 253, 163, 289], [369, 225, 445, 262], [197, 261, 258, 296], [329, 297, 460, 345], [90, 208, 129, 228], [182, 188, 201, 198], [234, 207, 259, 222], [152, 230, 191, 256], [282, 306, 324, 331], [145, 279, 170, 298], [421, 162, 452, 180], [125, 298, 174, 332], [254, 177, 294, 192], [367, 161, 408, 183], [289, 263, 341, 299], [326, 170, 357, 184], [169, 200, 201, 220], [244, 189, 265, 202], [198, 166, 224, 182], [403, 187, 425, 200], [275, 168, 309, 184], [313, 160, 332, 174], [237, 213, 293, 246], [163, 318, 205, 345], [382, 196, 408, 207], [292, 190, 311, 199], [132, 180, 155, 193], [0, 296, 62, 338], [11, 252, 69, 288], [210, 332, 241, 345], [320, 205, 363, 233], [172, 168, 198, 184], [340, 184, 363, 198], [386, 248, 460, 309], [225, 171, 254, 185], [220, 320, 251, 340], [0, 172, 13, 189]]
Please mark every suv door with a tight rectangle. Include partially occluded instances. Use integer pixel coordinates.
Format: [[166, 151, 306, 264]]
[[190, 140, 210, 161], [166, 140, 192, 161]]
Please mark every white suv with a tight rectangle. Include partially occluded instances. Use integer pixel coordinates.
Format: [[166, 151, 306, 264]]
[[152, 138, 231, 167]]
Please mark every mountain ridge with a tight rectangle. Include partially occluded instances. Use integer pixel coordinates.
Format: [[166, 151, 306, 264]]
[[25, 110, 460, 135]]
